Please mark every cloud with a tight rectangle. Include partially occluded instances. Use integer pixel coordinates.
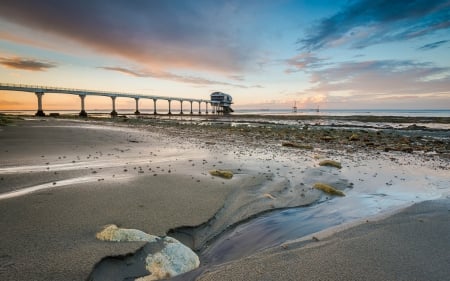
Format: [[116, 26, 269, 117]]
[[299, 0, 450, 51], [0, 99, 22, 106], [0, 0, 263, 74], [303, 60, 450, 103], [284, 52, 326, 73], [99, 67, 148, 78], [99, 65, 255, 88], [0, 56, 56, 71], [417, 39, 449, 50]]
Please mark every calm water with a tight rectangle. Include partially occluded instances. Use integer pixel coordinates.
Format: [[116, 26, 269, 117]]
[[2, 108, 450, 117], [235, 108, 450, 117]]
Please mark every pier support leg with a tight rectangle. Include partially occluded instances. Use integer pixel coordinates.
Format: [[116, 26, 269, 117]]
[[180, 101, 183, 115], [168, 100, 172, 115], [35, 92, 45, 116], [190, 101, 193, 115], [153, 99, 157, 115], [134, 98, 140, 115], [79, 94, 87, 117], [198, 102, 201, 115], [206, 102, 209, 114], [110, 96, 118, 117]]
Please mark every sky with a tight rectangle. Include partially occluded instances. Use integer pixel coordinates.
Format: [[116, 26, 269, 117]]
[[0, 0, 449, 111]]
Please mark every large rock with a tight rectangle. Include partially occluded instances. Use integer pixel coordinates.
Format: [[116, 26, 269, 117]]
[[95, 225, 200, 281], [96, 224, 158, 242], [136, 236, 200, 281]]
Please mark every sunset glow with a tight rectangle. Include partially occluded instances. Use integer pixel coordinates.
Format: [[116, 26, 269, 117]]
[[0, 0, 449, 111]]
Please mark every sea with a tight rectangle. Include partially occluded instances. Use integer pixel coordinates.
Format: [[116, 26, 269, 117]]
[[1, 108, 450, 117]]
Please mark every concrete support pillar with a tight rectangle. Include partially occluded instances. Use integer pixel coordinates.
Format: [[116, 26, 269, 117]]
[[168, 100, 172, 115], [180, 100, 184, 114], [190, 101, 193, 115], [212, 104, 215, 114], [153, 99, 157, 115], [198, 101, 201, 114], [134, 98, 140, 115], [110, 96, 118, 117], [206, 102, 209, 114], [35, 92, 45, 116], [79, 95, 87, 117]]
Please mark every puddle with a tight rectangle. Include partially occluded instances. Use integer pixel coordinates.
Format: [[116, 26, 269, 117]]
[[87, 243, 157, 281], [169, 161, 449, 280]]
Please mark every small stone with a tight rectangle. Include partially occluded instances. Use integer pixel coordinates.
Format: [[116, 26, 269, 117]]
[[349, 134, 359, 141], [263, 193, 276, 200], [319, 160, 342, 169], [209, 170, 233, 179], [320, 136, 334, 142], [281, 141, 313, 150], [313, 182, 345, 196]]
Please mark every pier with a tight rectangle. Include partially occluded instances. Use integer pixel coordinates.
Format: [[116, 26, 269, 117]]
[[0, 83, 214, 117]]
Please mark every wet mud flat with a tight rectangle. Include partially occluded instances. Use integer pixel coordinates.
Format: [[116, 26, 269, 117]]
[[116, 113, 450, 160]]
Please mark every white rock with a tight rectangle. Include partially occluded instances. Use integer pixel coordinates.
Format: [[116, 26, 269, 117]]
[[96, 224, 200, 280], [96, 224, 158, 242]]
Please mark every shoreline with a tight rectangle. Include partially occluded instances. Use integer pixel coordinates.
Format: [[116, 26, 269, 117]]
[[0, 116, 449, 280], [196, 198, 450, 281]]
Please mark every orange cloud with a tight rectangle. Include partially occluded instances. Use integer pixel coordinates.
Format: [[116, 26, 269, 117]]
[[0, 56, 57, 71]]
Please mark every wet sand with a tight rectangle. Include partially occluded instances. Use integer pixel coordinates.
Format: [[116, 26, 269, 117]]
[[0, 116, 449, 280], [0, 118, 242, 280], [198, 199, 450, 281]]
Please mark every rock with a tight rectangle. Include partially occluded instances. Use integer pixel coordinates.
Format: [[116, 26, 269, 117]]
[[318, 160, 342, 169], [95, 225, 200, 281], [313, 182, 345, 196], [136, 237, 200, 281], [281, 141, 313, 150], [401, 146, 413, 153], [406, 124, 427, 130], [209, 169, 233, 179], [96, 224, 158, 242], [320, 136, 334, 142], [349, 134, 359, 141], [263, 193, 276, 200]]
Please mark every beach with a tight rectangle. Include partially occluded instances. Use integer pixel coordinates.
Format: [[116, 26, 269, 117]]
[[0, 115, 449, 281], [197, 198, 450, 281]]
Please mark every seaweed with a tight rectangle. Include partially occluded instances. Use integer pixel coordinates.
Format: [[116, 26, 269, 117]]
[[209, 170, 234, 179], [318, 160, 342, 169], [313, 183, 345, 196], [281, 142, 313, 150]]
